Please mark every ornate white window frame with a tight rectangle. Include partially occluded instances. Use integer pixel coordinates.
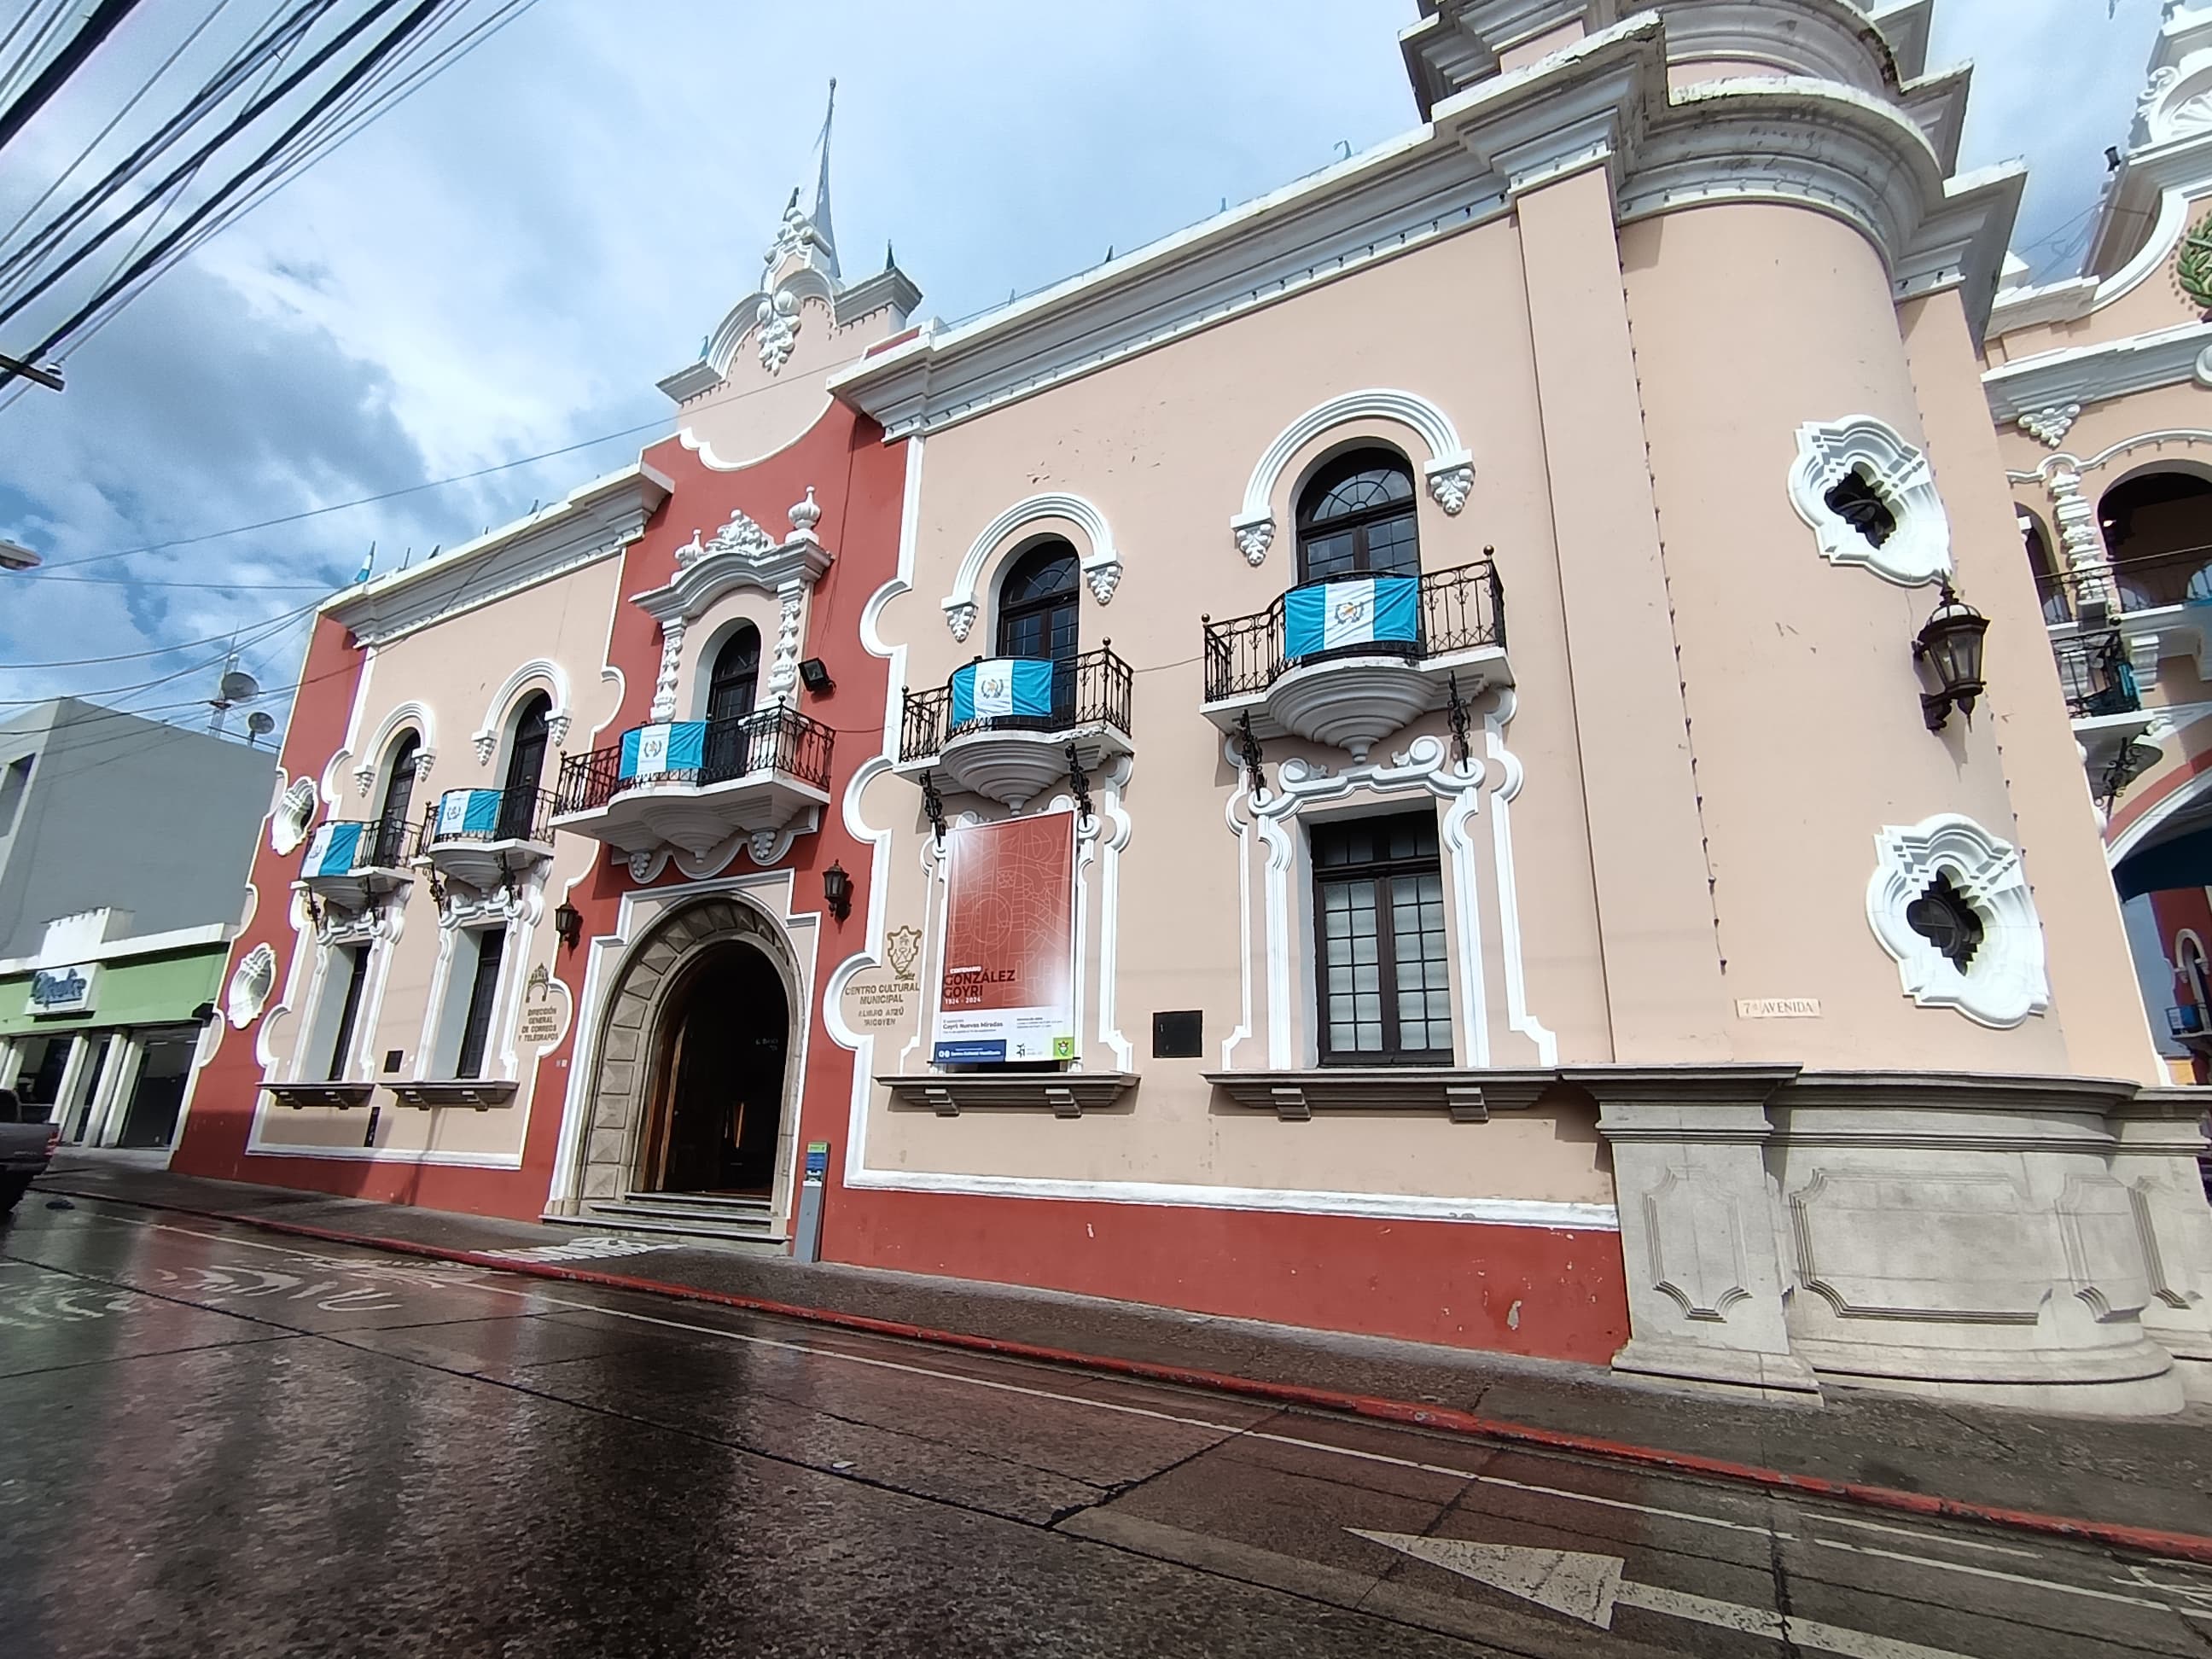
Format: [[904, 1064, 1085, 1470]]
[[1866, 812, 2051, 1029], [1230, 388, 1473, 568], [352, 701, 437, 797], [271, 775, 317, 855], [942, 493, 1121, 640], [473, 661, 573, 766], [1788, 416, 1952, 587], [1224, 715, 1554, 1072], [225, 943, 277, 1029]]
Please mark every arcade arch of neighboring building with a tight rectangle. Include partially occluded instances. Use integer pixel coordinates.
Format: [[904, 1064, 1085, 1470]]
[[571, 892, 805, 1221], [2096, 465, 2212, 611]]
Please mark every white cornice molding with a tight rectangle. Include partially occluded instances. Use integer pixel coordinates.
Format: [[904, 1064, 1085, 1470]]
[[631, 535, 832, 626], [834, 20, 2020, 441], [1987, 275, 2100, 335], [1982, 319, 2212, 427], [325, 465, 672, 649], [1401, 1, 1926, 120]]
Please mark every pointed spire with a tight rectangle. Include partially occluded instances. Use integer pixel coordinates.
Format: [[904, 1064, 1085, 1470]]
[[812, 78, 840, 279]]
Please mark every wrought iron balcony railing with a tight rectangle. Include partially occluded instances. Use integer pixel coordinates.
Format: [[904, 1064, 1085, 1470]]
[[418, 785, 555, 852], [2051, 631, 2142, 720], [553, 703, 834, 818], [899, 646, 1133, 765], [299, 814, 414, 881], [2035, 544, 2212, 624], [1201, 557, 1505, 702]]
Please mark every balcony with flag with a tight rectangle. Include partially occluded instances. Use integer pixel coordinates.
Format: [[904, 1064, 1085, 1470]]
[[1200, 556, 1511, 759], [897, 646, 1134, 809], [417, 785, 556, 892], [296, 816, 414, 911], [550, 703, 834, 863]]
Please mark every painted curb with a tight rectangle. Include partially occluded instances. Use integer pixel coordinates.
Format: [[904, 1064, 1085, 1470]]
[[44, 1181, 2212, 1567]]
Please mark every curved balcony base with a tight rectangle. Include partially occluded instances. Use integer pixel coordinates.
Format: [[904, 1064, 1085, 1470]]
[[901, 723, 1135, 808], [296, 867, 410, 912], [424, 837, 551, 893], [1202, 643, 1512, 759], [551, 771, 830, 859]]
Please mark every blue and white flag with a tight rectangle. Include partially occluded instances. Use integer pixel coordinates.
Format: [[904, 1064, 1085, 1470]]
[[434, 789, 499, 838], [302, 821, 362, 878], [1284, 575, 1419, 660], [951, 658, 1056, 725], [620, 720, 706, 780]]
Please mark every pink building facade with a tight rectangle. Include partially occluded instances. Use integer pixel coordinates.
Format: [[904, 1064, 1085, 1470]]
[[179, 2, 2212, 1417]]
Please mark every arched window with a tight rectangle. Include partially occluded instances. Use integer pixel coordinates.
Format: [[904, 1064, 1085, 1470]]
[[2098, 470, 2212, 610], [499, 692, 550, 839], [704, 626, 761, 780], [2018, 506, 2069, 625], [2183, 936, 2209, 1016], [707, 626, 760, 725], [996, 539, 1079, 721], [1295, 449, 1418, 585], [373, 731, 421, 866]]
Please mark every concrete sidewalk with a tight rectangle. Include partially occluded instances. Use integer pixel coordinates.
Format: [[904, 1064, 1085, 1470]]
[[32, 1154, 2212, 1540]]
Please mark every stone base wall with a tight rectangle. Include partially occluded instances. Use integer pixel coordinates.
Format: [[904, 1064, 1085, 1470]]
[[1588, 1067, 2212, 1417]]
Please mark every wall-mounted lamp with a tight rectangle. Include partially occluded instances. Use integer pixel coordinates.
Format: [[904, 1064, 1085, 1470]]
[[822, 860, 853, 923], [797, 657, 835, 696], [553, 900, 583, 951], [1913, 579, 1989, 732]]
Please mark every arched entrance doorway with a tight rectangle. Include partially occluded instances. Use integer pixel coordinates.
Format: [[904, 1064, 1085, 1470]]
[[640, 942, 788, 1196], [571, 893, 806, 1233]]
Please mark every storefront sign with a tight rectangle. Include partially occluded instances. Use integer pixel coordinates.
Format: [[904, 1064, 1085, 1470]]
[[933, 816, 1075, 1065], [26, 963, 96, 1016]]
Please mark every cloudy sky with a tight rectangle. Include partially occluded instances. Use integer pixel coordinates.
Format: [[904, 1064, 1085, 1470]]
[[0, 0, 2178, 745]]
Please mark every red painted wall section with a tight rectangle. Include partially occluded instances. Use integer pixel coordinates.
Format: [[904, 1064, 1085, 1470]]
[[175, 401, 909, 1225], [173, 612, 364, 1181], [829, 1186, 1629, 1365]]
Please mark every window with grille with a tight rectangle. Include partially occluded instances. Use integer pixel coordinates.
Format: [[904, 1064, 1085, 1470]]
[[1295, 449, 1419, 585], [454, 928, 506, 1080], [1311, 811, 1451, 1064], [996, 539, 1079, 722]]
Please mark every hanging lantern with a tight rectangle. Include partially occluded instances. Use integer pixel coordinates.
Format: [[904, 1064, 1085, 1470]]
[[1913, 580, 1990, 731]]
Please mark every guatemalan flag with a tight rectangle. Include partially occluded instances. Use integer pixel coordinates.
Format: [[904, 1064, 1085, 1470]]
[[620, 721, 707, 780], [302, 821, 362, 878], [434, 789, 501, 838], [952, 658, 1056, 725], [1284, 575, 1420, 661]]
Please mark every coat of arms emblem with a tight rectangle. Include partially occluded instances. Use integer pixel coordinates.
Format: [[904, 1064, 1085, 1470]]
[[885, 924, 922, 981]]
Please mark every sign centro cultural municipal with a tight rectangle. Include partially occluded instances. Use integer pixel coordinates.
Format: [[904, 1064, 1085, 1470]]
[[932, 814, 1076, 1065], [26, 963, 96, 1016]]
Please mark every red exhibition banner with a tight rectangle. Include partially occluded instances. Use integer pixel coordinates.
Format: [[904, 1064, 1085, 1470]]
[[933, 813, 1076, 1065]]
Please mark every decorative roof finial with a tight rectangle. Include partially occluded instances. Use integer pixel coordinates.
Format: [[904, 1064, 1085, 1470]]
[[813, 78, 839, 280]]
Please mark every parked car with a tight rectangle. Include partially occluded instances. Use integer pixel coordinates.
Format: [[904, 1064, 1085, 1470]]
[[0, 1087, 57, 1214]]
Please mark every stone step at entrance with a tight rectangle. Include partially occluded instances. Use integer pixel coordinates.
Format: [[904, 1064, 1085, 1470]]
[[563, 1190, 783, 1248]]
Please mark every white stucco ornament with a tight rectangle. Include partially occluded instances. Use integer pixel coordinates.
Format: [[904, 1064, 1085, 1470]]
[[225, 943, 277, 1028], [1866, 813, 2051, 1029], [1788, 416, 1952, 586], [271, 777, 317, 855], [757, 289, 800, 374], [2017, 404, 2081, 449]]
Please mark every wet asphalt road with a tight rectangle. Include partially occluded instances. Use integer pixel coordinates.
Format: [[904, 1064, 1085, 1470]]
[[3, 1197, 2209, 1659]]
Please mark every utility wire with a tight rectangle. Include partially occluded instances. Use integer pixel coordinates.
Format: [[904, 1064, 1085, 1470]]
[[0, 597, 323, 668], [0, 0, 412, 336], [0, 0, 148, 155]]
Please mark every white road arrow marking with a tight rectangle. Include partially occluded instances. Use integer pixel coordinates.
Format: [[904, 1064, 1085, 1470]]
[[1350, 1530, 1976, 1659]]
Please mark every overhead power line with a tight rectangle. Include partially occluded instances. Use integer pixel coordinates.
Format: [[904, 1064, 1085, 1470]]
[[0, 0, 148, 155]]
